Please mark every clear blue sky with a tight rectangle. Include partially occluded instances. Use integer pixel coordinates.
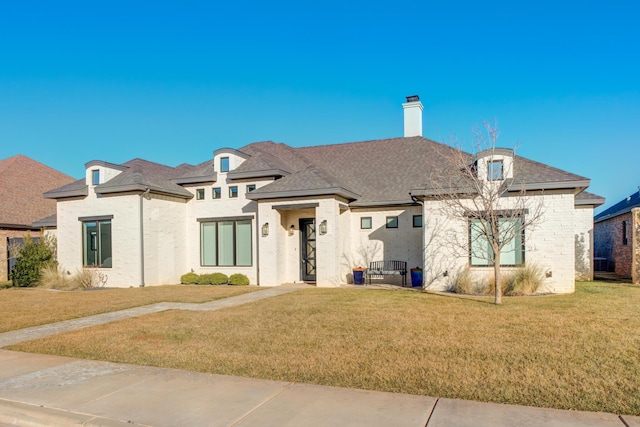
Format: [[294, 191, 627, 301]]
[[1, 1, 638, 213]]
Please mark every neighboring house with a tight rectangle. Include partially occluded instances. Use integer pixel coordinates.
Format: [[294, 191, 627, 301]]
[[45, 97, 604, 292], [0, 155, 75, 281], [594, 190, 640, 283]]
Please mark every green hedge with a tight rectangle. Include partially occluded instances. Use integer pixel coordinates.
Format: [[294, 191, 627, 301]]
[[180, 272, 199, 284], [181, 272, 249, 285], [229, 273, 250, 286]]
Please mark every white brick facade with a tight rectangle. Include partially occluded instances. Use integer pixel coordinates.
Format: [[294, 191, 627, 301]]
[[420, 191, 593, 294], [56, 174, 595, 291]]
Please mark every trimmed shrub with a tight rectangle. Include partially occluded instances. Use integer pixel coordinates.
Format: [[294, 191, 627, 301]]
[[10, 235, 55, 287], [211, 273, 229, 285], [196, 274, 215, 285], [180, 272, 199, 284], [229, 273, 250, 286]]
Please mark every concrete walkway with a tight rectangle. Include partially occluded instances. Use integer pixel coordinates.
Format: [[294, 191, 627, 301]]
[[0, 285, 638, 427]]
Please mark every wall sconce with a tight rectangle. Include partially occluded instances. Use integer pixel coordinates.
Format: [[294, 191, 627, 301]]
[[288, 225, 295, 236], [261, 223, 269, 237], [319, 220, 327, 235]]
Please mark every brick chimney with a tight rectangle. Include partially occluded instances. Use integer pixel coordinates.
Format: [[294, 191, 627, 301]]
[[403, 95, 423, 137]]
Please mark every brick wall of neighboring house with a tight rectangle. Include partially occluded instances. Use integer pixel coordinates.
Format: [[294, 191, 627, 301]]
[[594, 212, 634, 277], [0, 229, 38, 282], [633, 208, 640, 284]]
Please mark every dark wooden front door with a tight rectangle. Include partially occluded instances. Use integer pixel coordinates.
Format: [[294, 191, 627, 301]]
[[300, 218, 316, 282]]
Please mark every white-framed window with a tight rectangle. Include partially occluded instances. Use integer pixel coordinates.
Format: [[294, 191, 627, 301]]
[[201, 219, 252, 266], [487, 160, 504, 181], [469, 217, 524, 266], [220, 157, 230, 173], [196, 189, 205, 200], [82, 219, 112, 268], [229, 186, 238, 198], [212, 187, 221, 199], [361, 217, 372, 229], [91, 169, 100, 185]]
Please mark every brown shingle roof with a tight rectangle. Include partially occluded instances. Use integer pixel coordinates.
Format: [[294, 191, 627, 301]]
[[43, 135, 601, 208], [244, 136, 466, 204], [95, 158, 193, 198], [240, 137, 597, 206], [172, 161, 217, 184], [0, 155, 75, 227]]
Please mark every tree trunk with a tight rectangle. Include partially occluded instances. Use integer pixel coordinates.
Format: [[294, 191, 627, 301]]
[[494, 248, 502, 305], [494, 263, 502, 304]]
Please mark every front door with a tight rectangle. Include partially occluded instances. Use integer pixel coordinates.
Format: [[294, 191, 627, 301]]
[[300, 218, 316, 282]]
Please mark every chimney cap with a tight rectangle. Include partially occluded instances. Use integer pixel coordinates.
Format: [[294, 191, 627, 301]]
[[405, 95, 420, 102]]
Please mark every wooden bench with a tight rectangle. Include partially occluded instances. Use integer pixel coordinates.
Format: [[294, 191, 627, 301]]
[[366, 260, 407, 287]]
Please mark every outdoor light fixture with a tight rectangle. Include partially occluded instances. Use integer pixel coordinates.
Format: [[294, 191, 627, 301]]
[[288, 225, 295, 236], [319, 220, 327, 235], [261, 223, 269, 237], [406, 95, 420, 102]]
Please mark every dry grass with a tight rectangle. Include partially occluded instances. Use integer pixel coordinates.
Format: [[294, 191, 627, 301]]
[[8, 282, 640, 415], [0, 285, 258, 332]]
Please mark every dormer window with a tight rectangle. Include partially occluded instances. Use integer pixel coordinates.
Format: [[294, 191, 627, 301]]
[[220, 157, 229, 173], [487, 160, 503, 181], [92, 169, 100, 185]]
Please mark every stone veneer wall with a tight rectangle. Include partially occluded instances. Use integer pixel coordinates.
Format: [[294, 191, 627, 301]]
[[634, 208, 640, 284]]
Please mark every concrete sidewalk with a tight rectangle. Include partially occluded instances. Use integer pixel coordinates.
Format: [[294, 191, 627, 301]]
[[0, 285, 638, 426], [0, 350, 637, 427]]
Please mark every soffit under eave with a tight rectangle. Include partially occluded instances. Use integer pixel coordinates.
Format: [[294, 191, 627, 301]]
[[43, 188, 89, 199], [247, 187, 360, 202]]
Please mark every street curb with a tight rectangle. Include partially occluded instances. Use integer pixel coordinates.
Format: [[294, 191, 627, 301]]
[[0, 399, 147, 427]]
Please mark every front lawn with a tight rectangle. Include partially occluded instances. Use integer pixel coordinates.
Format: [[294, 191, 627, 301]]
[[0, 285, 258, 332], [8, 282, 640, 415]]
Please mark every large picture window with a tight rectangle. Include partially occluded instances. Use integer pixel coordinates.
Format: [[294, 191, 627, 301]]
[[83, 220, 112, 267], [469, 217, 523, 266], [201, 219, 252, 266]]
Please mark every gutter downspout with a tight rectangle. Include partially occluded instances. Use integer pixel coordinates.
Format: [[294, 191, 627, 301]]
[[139, 187, 150, 287], [409, 192, 425, 289], [255, 203, 261, 286]]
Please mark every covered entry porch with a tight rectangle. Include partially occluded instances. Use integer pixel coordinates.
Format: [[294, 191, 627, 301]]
[[256, 197, 348, 287]]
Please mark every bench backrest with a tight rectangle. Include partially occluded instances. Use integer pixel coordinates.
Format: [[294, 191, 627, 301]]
[[369, 260, 407, 272]]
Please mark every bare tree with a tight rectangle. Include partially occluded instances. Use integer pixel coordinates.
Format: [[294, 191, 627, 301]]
[[424, 122, 545, 304]]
